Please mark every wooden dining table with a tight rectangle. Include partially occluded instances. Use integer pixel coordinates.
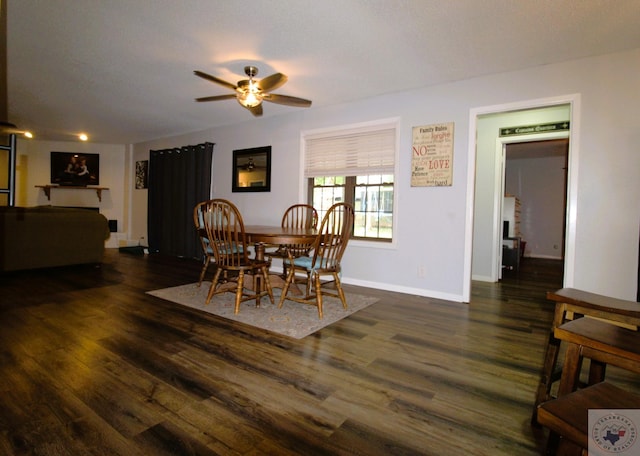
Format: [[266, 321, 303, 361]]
[[245, 225, 318, 261], [244, 225, 319, 292]]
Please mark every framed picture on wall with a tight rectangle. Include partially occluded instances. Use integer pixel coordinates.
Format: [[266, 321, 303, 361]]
[[135, 160, 148, 189], [232, 146, 271, 192], [50, 152, 100, 186]]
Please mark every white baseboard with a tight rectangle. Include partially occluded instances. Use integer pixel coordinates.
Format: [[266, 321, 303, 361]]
[[269, 264, 466, 303], [525, 254, 563, 260]]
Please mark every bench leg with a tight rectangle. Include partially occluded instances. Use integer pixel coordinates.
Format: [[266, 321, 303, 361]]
[[532, 333, 562, 425], [588, 359, 606, 385], [558, 343, 583, 397], [556, 438, 584, 456]]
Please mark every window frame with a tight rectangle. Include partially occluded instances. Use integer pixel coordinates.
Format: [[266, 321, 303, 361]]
[[308, 175, 395, 242], [301, 118, 399, 247]]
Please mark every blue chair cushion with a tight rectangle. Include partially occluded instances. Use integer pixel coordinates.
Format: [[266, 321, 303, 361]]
[[289, 256, 328, 271], [200, 237, 214, 254], [216, 242, 243, 255]]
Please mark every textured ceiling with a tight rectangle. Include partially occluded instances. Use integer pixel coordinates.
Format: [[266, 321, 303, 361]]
[[6, 0, 640, 144]]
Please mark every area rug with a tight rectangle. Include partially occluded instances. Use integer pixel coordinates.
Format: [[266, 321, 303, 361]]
[[146, 283, 378, 339]]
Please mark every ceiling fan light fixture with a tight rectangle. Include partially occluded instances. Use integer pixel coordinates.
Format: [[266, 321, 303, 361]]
[[237, 90, 262, 108], [236, 79, 263, 108]]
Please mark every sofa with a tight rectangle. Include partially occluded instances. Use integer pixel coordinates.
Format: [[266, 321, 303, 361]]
[[0, 206, 110, 271]]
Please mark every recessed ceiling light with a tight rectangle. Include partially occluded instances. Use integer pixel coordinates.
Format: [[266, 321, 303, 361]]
[[24, 131, 33, 138], [78, 133, 88, 141]]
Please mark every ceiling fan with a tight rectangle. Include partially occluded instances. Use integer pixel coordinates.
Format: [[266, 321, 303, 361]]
[[194, 66, 312, 117], [242, 157, 258, 171]]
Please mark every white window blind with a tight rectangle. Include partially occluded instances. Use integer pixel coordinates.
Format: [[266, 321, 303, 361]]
[[303, 122, 396, 178]]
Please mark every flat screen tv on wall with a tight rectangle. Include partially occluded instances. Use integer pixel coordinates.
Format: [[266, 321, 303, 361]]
[[50, 152, 100, 186]]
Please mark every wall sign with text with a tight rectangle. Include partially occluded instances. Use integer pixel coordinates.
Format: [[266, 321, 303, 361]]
[[500, 121, 569, 137], [411, 122, 454, 187]]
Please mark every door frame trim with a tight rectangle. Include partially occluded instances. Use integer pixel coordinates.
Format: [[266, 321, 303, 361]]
[[495, 133, 570, 281], [463, 93, 581, 301]]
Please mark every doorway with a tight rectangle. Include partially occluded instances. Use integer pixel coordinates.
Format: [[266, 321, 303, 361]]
[[501, 138, 569, 282], [0, 133, 16, 206], [463, 94, 580, 302]]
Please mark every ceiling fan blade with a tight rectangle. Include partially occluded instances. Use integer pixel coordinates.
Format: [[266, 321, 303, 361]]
[[263, 93, 312, 107], [194, 70, 237, 90], [256, 73, 288, 92], [195, 94, 238, 102]]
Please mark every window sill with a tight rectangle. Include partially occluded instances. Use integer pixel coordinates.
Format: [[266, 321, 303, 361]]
[[349, 238, 397, 250]]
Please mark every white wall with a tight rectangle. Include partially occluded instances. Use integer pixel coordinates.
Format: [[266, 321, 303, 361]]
[[506, 154, 566, 259], [15, 139, 127, 239], [124, 47, 639, 301]]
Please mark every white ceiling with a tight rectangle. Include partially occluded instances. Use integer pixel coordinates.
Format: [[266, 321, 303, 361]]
[[6, 0, 640, 144]]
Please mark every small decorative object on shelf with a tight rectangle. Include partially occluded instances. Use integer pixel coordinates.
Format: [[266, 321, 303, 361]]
[[35, 185, 109, 202]]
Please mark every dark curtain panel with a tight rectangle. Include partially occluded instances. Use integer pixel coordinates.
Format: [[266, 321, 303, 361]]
[[148, 142, 214, 259]]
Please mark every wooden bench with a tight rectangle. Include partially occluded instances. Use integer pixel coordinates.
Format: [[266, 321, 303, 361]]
[[532, 288, 640, 424], [538, 382, 640, 455], [554, 317, 640, 396]]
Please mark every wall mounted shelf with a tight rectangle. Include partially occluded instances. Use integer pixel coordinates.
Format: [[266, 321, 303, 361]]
[[36, 185, 109, 202]]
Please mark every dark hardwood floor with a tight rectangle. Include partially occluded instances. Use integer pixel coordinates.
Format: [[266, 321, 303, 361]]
[[0, 252, 636, 455]]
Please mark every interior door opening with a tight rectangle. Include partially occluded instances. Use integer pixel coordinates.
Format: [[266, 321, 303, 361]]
[[500, 138, 569, 282], [467, 96, 579, 301]]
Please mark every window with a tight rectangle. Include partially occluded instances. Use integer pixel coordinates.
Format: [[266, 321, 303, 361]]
[[303, 120, 397, 241]]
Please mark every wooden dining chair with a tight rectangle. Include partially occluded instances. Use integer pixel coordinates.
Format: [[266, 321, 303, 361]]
[[278, 202, 354, 318], [266, 204, 319, 276], [193, 200, 215, 286], [202, 199, 274, 313]]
